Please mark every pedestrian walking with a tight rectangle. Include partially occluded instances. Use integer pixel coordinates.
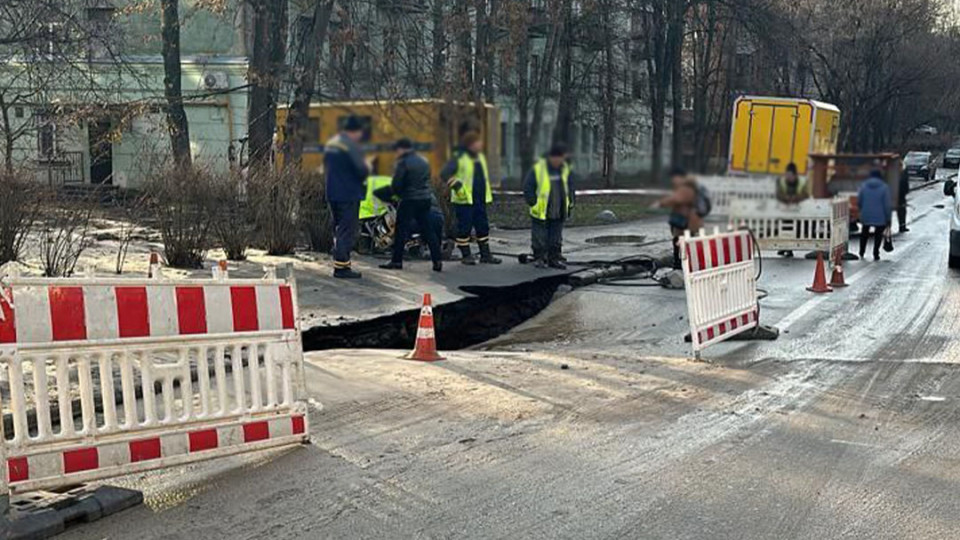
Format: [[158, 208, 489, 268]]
[[379, 138, 443, 272], [524, 143, 577, 269], [857, 169, 893, 261], [897, 168, 910, 233], [324, 115, 369, 279], [659, 168, 703, 270], [775, 162, 810, 257], [440, 131, 502, 265]]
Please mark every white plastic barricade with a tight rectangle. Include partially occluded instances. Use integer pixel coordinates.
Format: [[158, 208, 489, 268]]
[[729, 198, 835, 252], [680, 229, 759, 355], [696, 175, 776, 218], [0, 266, 307, 493], [830, 197, 851, 264]]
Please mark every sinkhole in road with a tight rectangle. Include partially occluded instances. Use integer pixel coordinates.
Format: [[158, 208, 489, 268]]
[[301, 274, 568, 351]]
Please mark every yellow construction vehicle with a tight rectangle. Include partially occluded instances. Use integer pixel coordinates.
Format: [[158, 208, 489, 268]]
[[728, 96, 840, 176], [276, 99, 501, 182]]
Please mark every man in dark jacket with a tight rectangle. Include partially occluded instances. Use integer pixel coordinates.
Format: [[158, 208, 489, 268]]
[[897, 169, 910, 233], [523, 143, 577, 269], [857, 170, 893, 261], [325, 116, 369, 279], [380, 138, 443, 272]]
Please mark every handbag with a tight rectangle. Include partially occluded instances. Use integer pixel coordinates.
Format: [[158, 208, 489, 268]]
[[883, 227, 894, 253]]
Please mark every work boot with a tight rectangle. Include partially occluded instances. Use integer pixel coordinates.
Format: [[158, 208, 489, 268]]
[[478, 243, 502, 264], [459, 245, 477, 265], [379, 261, 403, 270], [433, 261, 443, 272], [548, 258, 567, 270], [900, 226, 910, 233], [534, 258, 549, 269], [334, 267, 362, 279]]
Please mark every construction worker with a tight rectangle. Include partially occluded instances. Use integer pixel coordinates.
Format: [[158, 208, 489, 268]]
[[359, 175, 393, 221], [440, 131, 502, 265], [379, 138, 443, 272], [775, 162, 810, 257], [524, 142, 577, 269], [324, 115, 369, 279]]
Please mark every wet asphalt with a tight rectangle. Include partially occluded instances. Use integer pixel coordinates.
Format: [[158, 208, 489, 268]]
[[62, 182, 960, 539]]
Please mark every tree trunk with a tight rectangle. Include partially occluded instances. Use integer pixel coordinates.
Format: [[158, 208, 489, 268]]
[[668, 1, 685, 169], [431, 0, 446, 96], [247, 0, 287, 170], [283, 0, 335, 168], [160, 0, 191, 169], [551, 0, 575, 146], [601, 4, 616, 187]]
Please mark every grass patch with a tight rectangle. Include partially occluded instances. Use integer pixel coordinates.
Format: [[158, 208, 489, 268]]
[[489, 194, 665, 229]]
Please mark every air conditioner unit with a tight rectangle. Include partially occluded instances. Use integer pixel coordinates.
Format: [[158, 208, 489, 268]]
[[201, 71, 229, 91]]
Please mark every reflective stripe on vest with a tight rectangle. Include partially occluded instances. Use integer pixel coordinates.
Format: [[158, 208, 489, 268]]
[[530, 159, 571, 220], [450, 153, 493, 205]]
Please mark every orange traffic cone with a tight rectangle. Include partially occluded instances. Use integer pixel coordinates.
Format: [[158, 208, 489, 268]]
[[405, 294, 444, 362], [829, 254, 848, 288], [807, 252, 833, 294]]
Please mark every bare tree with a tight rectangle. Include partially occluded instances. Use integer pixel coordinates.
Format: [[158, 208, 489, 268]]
[[160, 0, 191, 169]]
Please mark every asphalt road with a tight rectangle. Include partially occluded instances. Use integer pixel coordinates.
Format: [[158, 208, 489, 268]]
[[64, 182, 960, 539]]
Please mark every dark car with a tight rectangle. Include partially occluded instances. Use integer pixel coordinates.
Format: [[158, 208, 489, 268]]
[[904, 151, 935, 180], [944, 148, 960, 169]]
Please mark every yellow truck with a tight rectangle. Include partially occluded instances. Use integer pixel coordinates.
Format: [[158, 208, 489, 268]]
[[276, 99, 501, 182], [728, 96, 840, 176]]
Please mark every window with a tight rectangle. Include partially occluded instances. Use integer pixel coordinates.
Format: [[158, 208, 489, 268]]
[[37, 116, 56, 160], [514, 122, 523, 155], [500, 122, 507, 157], [531, 55, 540, 83], [306, 118, 321, 142], [86, 7, 116, 60], [581, 124, 589, 155], [592, 125, 600, 154], [14, 107, 23, 119]]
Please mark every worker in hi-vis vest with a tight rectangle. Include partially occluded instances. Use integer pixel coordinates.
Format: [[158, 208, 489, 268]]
[[523, 143, 577, 269], [775, 162, 811, 258], [439, 131, 502, 265]]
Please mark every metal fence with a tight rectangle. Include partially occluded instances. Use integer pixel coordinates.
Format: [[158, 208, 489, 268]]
[[729, 198, 847, 253]]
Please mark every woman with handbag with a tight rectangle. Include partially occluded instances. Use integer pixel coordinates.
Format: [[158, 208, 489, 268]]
[[857, 170, 893, 261]]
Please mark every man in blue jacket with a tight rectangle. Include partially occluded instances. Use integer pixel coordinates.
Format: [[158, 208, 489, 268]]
[[325, 116, 369, 279], [857, 170, 892, 261]]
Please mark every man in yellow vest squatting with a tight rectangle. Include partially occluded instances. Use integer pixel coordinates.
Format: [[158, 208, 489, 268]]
[[440, 131, 502, 265], [523, 143, 577, 269], [775, 162, 810, 258]]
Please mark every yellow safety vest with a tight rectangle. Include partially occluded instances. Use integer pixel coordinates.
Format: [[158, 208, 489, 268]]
[[530, 159, 571, 220], [359, 176, 393, 219], [450, 153, 493, 205], [777, 177, 809, 198]]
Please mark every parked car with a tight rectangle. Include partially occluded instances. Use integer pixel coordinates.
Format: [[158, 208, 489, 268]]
[[944, 178, 960, 268], [904, 151, 936, 180], [916, 124, 939, 136], [944, 148, 960, 169]]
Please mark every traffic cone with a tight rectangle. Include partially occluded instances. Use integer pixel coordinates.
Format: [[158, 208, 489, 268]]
[[807, 252, 833, 294], [829, 254, 848, 288], [405, 294, 445, 362]]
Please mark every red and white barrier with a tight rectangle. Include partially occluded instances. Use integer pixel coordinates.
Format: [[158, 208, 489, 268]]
[[680, 228, 760, 355], [0, 264, 308, 494]]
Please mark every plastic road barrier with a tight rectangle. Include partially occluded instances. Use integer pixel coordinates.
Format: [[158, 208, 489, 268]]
[[830, 197, 851, 265], [696, 175, 777, 218], [729, 197, 849, 254], [0, 264, 308, 494], [680, 228, 760, 355]]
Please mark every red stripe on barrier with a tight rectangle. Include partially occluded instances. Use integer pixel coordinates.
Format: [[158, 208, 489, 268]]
[[49, 287, 86, 341], [731, 317, 739, 330], [735, 235, 744, 262], [116, 287, 150, 338], [243, 421, 270, 443], [292, 416, 305, 435], [279, 286, 295, 329], [63, 447, 98, 474], [719, 322, 727, 335], [742, 314, 750, 326], [685, 243, 693, 273], [189, 429, 219, 452], [8, 457, 27, 483], [696, 242, 706, 272], [129, 438, 162, 462], [0, 287, 15, 344], [722, 237, 732, 265], [176, 287, 208, 335], [709, 239, 719, 269], [230, 286, 259, 332], [706, 327, 715, 340]]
